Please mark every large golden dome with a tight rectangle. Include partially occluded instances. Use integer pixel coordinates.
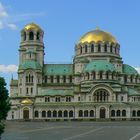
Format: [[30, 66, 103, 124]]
[[21, 98, 33, 105], [79, 28, 117, 44], [24, 22, 42, 31]]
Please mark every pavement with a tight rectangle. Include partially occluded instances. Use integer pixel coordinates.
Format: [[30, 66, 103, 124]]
[[2, 121, 140, 140]]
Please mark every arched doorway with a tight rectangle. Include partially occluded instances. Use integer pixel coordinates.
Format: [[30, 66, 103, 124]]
[[23, 108, 29, 119], [100, 107, 106, 118]]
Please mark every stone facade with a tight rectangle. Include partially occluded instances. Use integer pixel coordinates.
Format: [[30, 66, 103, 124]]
[[7, 23, 140, 121]]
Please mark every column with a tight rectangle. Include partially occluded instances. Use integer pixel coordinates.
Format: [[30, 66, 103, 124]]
[[103, 72, 106, 80], [94, 44, 98, 52], [34, 32, 37, 41], [101, 44, 104, 52]]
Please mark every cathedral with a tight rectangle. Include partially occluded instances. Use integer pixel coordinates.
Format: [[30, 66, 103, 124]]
[[7, 23, 140, 121]]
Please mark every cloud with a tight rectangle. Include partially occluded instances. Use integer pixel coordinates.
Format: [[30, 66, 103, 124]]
[[0, 21, 4, 29], [9, 12, 45, 23], [0, 65, 18, 73], [0, 2, 8, 17], [0, 2, 45, 31], [7, 23, 17, 30], [0, 2, 17, 30]]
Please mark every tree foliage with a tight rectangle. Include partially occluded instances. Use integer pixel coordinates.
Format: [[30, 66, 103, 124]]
[[0, 77, 10, 136]]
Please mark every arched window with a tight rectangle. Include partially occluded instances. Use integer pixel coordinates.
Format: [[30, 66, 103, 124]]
[[28, 74, 31, 83], [80, 46, 82, 54], [31, 87, 33, 94], [98, 44, 101, 52], [12, 111, 14, 119], [90, 110, 94, 117], [122, 110, 126, 117], [111, 110, 115, 117], [47, 110, 51, 117], [110, 45, 113, 52], [112, 72, 115, 80], [45, 76, 47, 83], [79, 110, 83, 117], [137, 110, 140, 116], [99, 71, 103, 79], [93, 89, 109, 102], [42, 111, 46, 117], [69, 110, 73, 117], [132, 110, 136, 117], [91, 44, 94, 52], [106, 71, 109, 79], [124, 75, 127, 83], [116, 110, 120, 117], [56, 75, 60, 83], [23, 32, 26, 41], [114, 47, 117, 54], [26, 73, 33, 83], [69, 75, 72, 83], [66, 97, 71, 102], [36, 32, 40, 40], [104, 44, 107, 52], [84, 110, 88, 117], [136, 76, 139, 83], [50, 76, 54, 83], [26, 87, 28, 95], [63, 75, 66, 83], [64, 110, 68, 117], [58, 110, 62, 117], [45, 97, 50, 102], [26, 76, 28, 83], [85, 45, 88, 53], [130, 75, 133, 83], [34, 111, 39, 118], [55, 97, 60, 102], [53, 110, 57, 117], [29, 31, 34, 40]]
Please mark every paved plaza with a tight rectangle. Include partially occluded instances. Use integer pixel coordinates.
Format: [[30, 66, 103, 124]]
[[2, 121, 140, 140]]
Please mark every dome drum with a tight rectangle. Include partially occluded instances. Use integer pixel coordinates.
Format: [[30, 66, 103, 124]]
[[81, 70, 118, 82], [76, 41, 120, 56]]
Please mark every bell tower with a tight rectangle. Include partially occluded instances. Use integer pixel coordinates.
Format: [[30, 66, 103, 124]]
[[19, 22, 44, 67], [18, 23, 44, 97]]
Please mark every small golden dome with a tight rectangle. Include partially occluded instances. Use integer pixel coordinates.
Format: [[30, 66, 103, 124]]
[[24, 22, 41, 31], [21, 98, 33, 105], [79, 28, 117, 44]]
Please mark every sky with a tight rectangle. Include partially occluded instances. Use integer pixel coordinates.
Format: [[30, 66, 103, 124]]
[[0, 0, 140, 90]]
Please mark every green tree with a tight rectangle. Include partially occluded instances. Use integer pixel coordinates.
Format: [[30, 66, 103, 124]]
[[0, 77, 10, 139]]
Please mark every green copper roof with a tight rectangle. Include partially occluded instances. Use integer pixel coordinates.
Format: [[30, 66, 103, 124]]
[[19, 60, 42, 70], [43, 64, 73, 75], [128, 88, 140, 96], [123, 64, 138, 75], [38, 89, 74, 96], [10, 80, 18, 86], [84, 60, 116, 72]]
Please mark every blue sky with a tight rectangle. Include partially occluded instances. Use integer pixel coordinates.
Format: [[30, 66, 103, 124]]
[[0, 0, 140, 90]]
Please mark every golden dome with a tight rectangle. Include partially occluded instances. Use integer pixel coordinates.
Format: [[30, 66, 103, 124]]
[[21, 98, 33, 105], [79, 28, 117, 44], [24, 23, 41, 31]]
